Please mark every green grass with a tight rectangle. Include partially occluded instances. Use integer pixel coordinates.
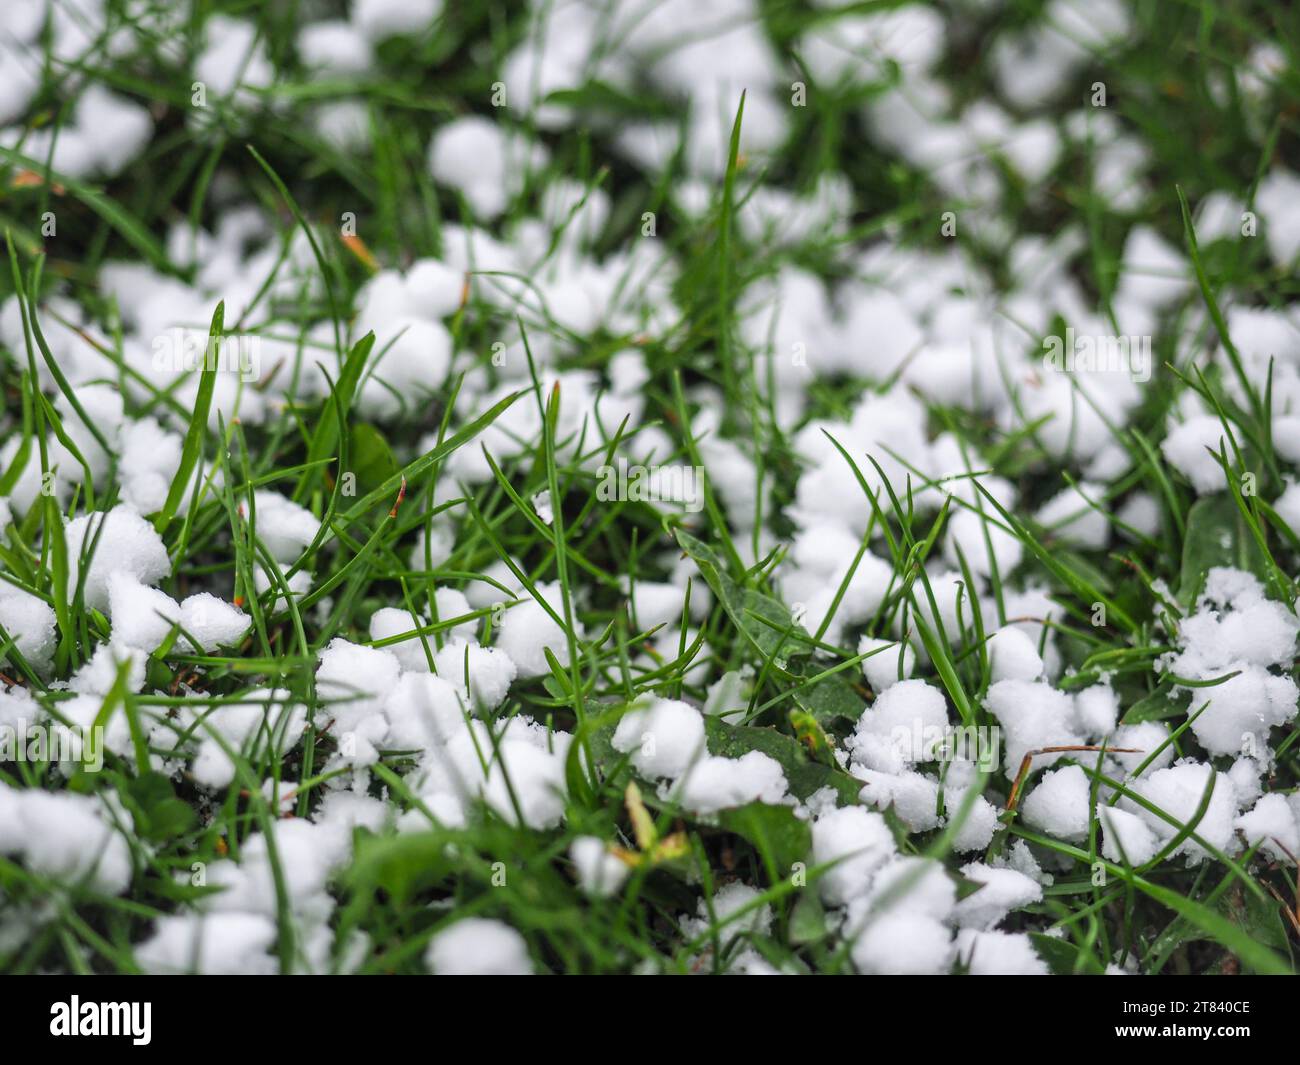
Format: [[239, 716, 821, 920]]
[[1, 0, 1299, 974]]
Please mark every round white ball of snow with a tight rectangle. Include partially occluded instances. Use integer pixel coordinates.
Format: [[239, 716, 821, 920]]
[[951, 863, 1043, 930], [434, 641, 517, 711], [1234, 793, 1300, 864], [1073, 684, 1120, 738], [433, 587, 478, 644], [851, 912, 954, 975], [66, 506, 171, 612], [680, 751, 788, 814], [955, 929, 1048, 975], [136, 913, 277, 975], [353, 0, 443, 43], [987, 626, 1044, 682], [811, 806, 896, 906], [1099, 806, 1159, 865], [1161, 415, 1232, 495], [179, 592, 250, 651], [251, 491, 319, 564], [482, 740, 567, 829], [495, 583, 577, 679], [611, 698, 706, 780], [403, 257, 463, 318], [1122, 762, 1237, 864], [859, 636, 915, 692], [0, 585, 59, 672], [315, 637, 401, 730], [1022, 764, 1092, 842], [369, 607, 432, 672], [383, 672, 472, 751], [428, 116, 509, 219], [850, 679, 950, 767], [425, 917, 532, 975], [1187, 665, 1298, 757], [569, 836, 630, 898]]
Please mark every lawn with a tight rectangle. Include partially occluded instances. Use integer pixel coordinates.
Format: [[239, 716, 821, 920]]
[[0, 0, 1298, 976]]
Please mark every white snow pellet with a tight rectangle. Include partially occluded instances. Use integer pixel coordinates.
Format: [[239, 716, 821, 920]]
[[955, 929, 1049, 975], [680, 751, 788, 814], [1035, 481, 1110, 549], [569, 836, 630, 897], [1121, 762, 1237, 864], [1073, 684, 1120, 738], [1234, 793, 1299, 864], [0, 584, 58, 672], [859, 636, 915, 691], [945, 788, 1000, 852], [107, 572, 181, 651], [1186, 665, 1297, 758], [315, 638, 401, 731], [297, 20, 372, 74], [851, 912, 954, 975], [857, 769, 942, 832], [136, 913, 278, 975], [951, 863, 1043, 930], [1273, 479, 1300, 532], [251, 491, 320, 564], [434, 641, 517, 712], [425, 917, 532, 975], [857, 856, 957, 921], [984, 678, 1082, 777], [179, 593, 250, 651], [495, 581, 579, 678], [1107, 721, 1172, 776], [481, 740, 567, 829], [848, 679, 950, 771], [1099, 806, 1159, 865], [987, 626, 1044, 682], [1161, 415, 1233, 494], [811, 806, 896, 906], [369, 606, 433, 672], [66, 506, 171, 612], [432, 587, 478, 644], [0, 782, 132, 894], [611, 698, 706, 780], [689, 882, 773, 940], [382, 672, 470, 751], [353, 0, 442, 43], [1022, 764, 1093, 842]]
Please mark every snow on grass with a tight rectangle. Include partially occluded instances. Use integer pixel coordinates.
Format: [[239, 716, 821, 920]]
[[0, 0, 1297, 976]]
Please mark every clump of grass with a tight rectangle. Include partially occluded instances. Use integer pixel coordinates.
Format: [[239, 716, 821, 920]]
[[0, 0, 1298, 976]]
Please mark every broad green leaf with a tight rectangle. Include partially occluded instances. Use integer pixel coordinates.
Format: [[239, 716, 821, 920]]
[[719, 802, 811, 874], [347, 830, 450, 905], [789, 891, 828, 945], [791, 669, 866, 726], [1029, 932, 1107, 975], [676, 528, 802, 660], [1179, 494, 1267, 605], [705, 718, 860, 804], [1121, 683, 1186, 724], [349, 423, 400, 498], [1214, 887, 1291, 954]]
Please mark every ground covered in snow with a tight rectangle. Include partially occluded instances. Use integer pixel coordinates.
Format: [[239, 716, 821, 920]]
[[1, 0, 1299, 975]]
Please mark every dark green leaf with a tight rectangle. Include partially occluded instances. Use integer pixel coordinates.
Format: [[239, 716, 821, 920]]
[[1179, 494, 1267, 605]]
